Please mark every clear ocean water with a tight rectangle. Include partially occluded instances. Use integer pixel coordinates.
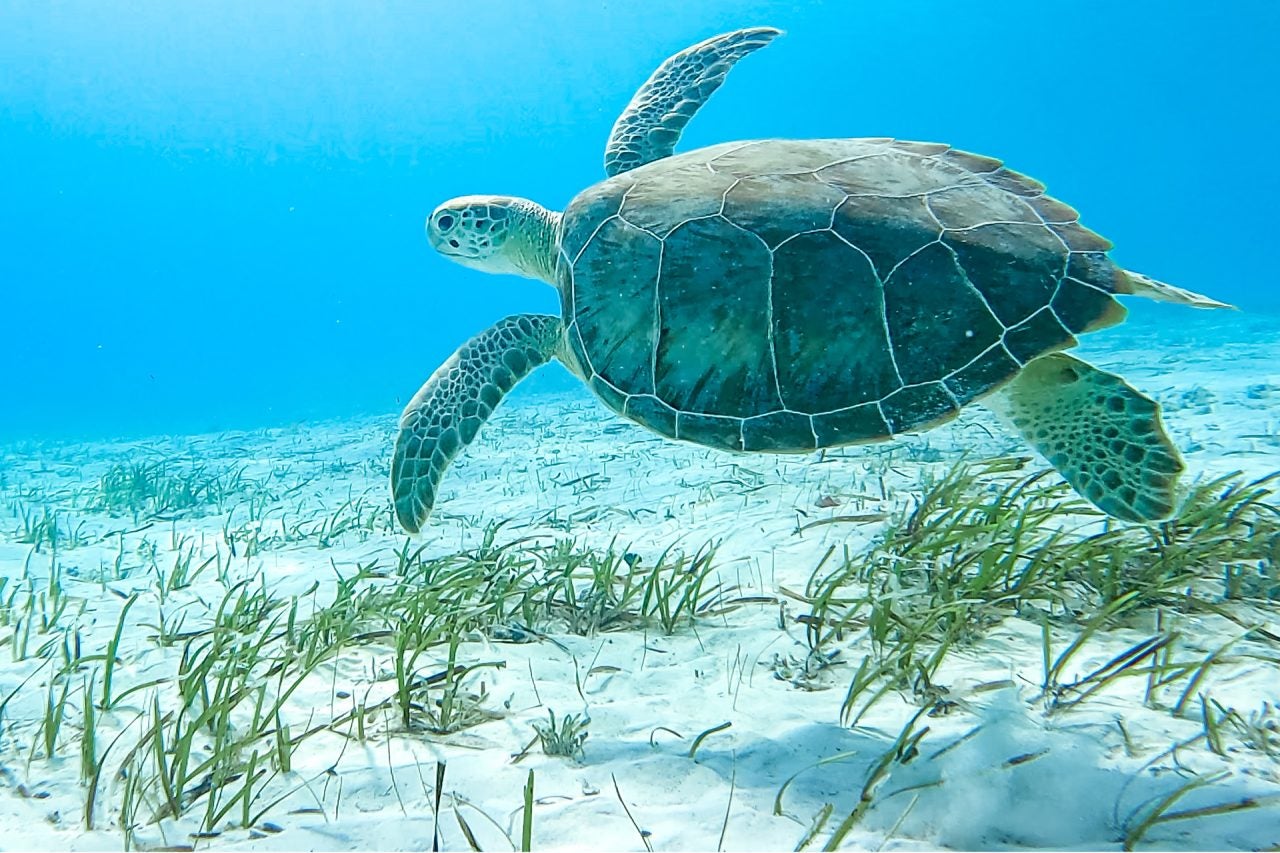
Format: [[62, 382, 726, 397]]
[[2, 0, 1277, 442], [3, 7, 1280, 849]]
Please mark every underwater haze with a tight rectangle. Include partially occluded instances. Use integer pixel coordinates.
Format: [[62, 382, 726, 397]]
[[2, 0, 1278, 441], [3, 5, 1280, 851]]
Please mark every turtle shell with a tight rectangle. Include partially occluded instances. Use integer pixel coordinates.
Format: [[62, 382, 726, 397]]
[[558, 138, 1129, 453]]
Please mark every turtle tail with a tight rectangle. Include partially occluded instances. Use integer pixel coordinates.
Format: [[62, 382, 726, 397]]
[[1121, 270, 1235, 310]]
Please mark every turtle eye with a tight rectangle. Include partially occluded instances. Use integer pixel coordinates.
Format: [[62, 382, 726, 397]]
[[436, 213, 456, 231]]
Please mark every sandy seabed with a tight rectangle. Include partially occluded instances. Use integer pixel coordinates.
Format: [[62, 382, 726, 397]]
[[1, 307, 1278, 851]]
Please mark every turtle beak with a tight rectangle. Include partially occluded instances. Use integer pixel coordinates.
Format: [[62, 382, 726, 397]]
[[425, 223, 447, 254], [426, 209, 476, 259], [426, 213, 451, 251]]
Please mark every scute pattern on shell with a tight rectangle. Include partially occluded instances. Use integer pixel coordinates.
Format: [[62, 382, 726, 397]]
[[559, 138, 1127, 452]]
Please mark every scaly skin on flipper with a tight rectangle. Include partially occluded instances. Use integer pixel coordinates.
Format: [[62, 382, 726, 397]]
[[983, 353, 1185, 522], [391, 314, 564, 533], [603, 26, 781, 177]]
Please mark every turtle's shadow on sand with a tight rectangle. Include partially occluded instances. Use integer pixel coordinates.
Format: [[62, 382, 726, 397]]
[[583, 700, 1280, 851]]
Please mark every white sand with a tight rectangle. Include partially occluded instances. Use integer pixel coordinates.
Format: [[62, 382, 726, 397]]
[[1, 307, 1277, 851]]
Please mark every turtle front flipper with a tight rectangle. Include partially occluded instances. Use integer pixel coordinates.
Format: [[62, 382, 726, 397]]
[[604, 26, 781, 177], [392, 314, 564, 533], [982, 353, 1185, 523]]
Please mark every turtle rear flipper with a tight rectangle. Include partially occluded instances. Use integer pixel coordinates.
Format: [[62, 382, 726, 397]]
[[983, 353, 1184, 523], [392, 314, 564, 533], [604, 27, 781, 177]]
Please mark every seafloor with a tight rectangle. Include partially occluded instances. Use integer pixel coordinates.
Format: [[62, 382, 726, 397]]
[[1, 307, 1277, 851]]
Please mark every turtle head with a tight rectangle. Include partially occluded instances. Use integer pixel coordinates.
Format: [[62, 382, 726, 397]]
[[427, 195, 560, 285]]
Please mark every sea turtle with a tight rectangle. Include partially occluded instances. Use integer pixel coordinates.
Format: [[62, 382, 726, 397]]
[[391, 27, 1229, 533]]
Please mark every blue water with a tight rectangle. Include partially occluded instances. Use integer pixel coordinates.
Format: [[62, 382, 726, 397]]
[[2, 0, 1277, 442]]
